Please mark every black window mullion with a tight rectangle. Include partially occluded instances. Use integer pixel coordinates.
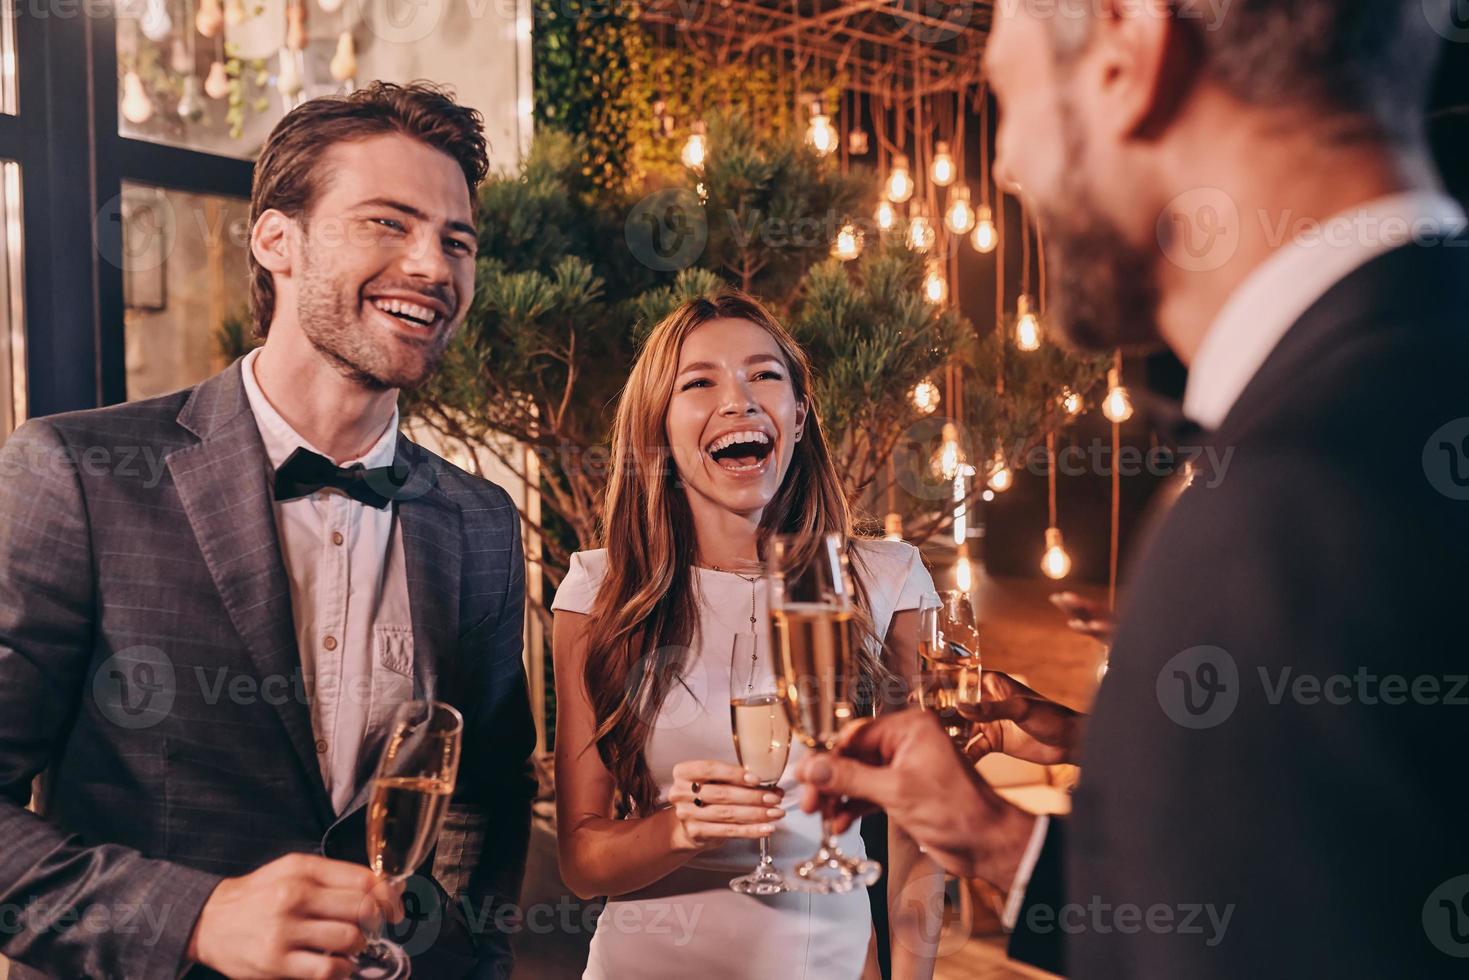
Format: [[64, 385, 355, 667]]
[[116, 139, 254, 200]]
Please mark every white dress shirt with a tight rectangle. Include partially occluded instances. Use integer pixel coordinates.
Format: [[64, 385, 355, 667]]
[[1002, 190, 1467, 931], [240, 348, 416, 815]]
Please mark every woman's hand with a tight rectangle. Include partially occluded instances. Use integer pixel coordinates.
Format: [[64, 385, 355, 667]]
[[666, 760, 785, 851]]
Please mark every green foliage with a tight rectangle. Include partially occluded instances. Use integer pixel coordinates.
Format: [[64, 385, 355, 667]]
[[531, 0, 652, 192], [693, 114, 874, 304], [214, 307, 260, 362]]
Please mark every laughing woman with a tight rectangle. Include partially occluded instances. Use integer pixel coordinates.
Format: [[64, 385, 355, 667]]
[[551, 290, 943, 979]]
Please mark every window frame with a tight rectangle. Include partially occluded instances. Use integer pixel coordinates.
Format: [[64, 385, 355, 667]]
[[1, 6, 252, 416]]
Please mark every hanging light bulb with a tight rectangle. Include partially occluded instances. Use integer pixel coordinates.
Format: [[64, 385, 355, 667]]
[[170, 37, 194, 74], [848, 128, 869, 155], [329, 31, 357, 84], [177, 74, 206, 122], [1102, 366, 1134, 423], [318, 0, 345, 12], [945, 186, 976, 235], [1015, 294, 1041, 351], [806, 102, 837, 157], [196, 0, 224, 38], [934, 422, 963, 481], [681, 121, 708, 171], [140, 0, 173, 42], [286, 2, 308, 51], [986, 451, 1013, 493], [875, 199, 897, 231], [121, 70, 156, 124], [1041, 527, 1073, 580], [224, 0, 246, 27], [923, 262, 948, 305], [277, 47, 304, 106], [204, 60, 230, 99], [884, 512, 904, 542], [971, 204, 997, 253], [886, 154, 915, 203], [910, 378, 940, 415], [930, 141, 956, 187], [955, 551, 974, 593], [1061, 387, 1083, 416], [831, 222, 862, 262], [907, 204, 936, 252]]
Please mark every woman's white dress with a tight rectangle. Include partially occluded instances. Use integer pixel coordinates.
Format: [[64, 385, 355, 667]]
[[551, 539, 937, 979]]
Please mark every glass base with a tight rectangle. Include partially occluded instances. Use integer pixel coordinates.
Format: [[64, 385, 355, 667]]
[[786, 842, 881, 894], [352, 938, 411, 980], [729, 860, 788, 895]]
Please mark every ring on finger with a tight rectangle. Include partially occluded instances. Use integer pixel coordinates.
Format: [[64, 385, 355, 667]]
[[691, 781, 701, 794], [694, 796, 704, 807]]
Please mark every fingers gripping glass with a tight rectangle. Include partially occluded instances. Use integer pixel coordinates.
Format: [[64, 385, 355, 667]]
[[767, 533, 881, 893], [353, 700, 462, 979], [728, 631, 793, 895]]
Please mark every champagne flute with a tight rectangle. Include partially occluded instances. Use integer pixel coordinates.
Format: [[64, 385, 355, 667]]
[[916, 594, 984, 742], [728, 631, 792, 895], [353, 700, 462, 980], [767, 532, 881, 894]]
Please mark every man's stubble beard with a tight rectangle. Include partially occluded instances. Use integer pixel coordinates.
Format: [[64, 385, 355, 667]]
[[1037, 93, 1164, 354], [294, 244, 457, 392]]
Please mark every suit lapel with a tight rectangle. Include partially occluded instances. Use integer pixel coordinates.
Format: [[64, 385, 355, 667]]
[[395, 436, 462, 705], [167, 360, 336, 828]]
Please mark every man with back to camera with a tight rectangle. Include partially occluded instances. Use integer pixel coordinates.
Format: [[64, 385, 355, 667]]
[[0, 82, 535, 979], [797, 1, 1469, 976]]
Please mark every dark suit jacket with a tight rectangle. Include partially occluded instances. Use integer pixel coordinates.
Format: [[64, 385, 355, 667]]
[[1010, 234, 1469, 976], [0, 361, 536, 978]]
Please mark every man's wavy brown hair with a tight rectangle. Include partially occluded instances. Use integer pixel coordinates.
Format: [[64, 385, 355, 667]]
[[247, 80, 488, 338]]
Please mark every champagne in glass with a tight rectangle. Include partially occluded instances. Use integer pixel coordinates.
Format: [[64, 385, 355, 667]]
[[917, 595, 983, 742], [354, 700, 463, 980], [768, 533, 881, 894], [729, 632, 792, 895]]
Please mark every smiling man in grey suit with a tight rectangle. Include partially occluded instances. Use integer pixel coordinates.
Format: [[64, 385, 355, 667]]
[[0, 82, 534, 979]]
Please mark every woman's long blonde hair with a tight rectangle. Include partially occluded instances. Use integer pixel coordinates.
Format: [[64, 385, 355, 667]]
[[581, 289, 890, 816]]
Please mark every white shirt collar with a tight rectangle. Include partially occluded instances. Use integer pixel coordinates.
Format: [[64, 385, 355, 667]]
[[239, 346, 400, 471], [1182, 191, 1466, 430]]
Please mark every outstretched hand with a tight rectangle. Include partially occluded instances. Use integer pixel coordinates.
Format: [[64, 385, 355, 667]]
[[963, 670, 1085, 766], [1050, 591, 1115, 643], [792, 709, 1037, 885]]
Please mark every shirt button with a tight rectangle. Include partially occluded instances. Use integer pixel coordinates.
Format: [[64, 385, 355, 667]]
[[324, 635, 338, 651], [315, 738, 328, 754], [331, 531, 344, 546]]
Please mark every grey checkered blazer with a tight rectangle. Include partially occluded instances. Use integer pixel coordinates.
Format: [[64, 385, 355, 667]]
[[0, 360, 535, 978]]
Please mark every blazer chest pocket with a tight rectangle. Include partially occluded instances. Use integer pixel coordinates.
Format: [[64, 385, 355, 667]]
[[370, 625, 416, 728]]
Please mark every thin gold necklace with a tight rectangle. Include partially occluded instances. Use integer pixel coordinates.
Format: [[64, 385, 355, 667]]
[[709, 563, 758, 633]]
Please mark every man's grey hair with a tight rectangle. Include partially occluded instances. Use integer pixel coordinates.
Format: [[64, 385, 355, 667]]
[[1042, 0, 1445, 144]]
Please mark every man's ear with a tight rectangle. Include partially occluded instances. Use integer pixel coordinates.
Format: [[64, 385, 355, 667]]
[[1091, 0, 1192, 141], [250, 209, 295, 277]]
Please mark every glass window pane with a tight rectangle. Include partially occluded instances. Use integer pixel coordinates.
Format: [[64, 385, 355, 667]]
[[114, 0, 528, 168], [1, 0, 15, 116], [0, 160, 24, 437], [117, 0, 282, 159], [121, 182, 252, 400]]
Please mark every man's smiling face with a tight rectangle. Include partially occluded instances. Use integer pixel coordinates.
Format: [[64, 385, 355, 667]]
[[290, 132, 479, 390]]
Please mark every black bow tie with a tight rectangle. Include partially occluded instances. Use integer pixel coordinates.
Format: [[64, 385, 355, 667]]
[[273, 447, 402, 509]]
